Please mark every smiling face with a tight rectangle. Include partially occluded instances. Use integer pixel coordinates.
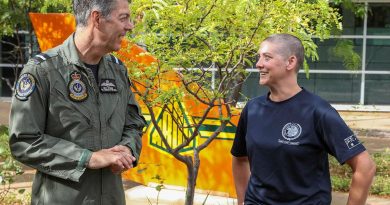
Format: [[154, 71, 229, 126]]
[[255, 41, 291, 87], [97, 0, 134, 52]]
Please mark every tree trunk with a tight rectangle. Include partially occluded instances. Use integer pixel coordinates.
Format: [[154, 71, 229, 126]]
[[184, 167, 196, 205], [184, 151, 200, 205], [229, 72, 246, 107]]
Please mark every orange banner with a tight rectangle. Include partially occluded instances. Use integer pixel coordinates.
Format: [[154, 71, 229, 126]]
[[29, 13, 239, 197]]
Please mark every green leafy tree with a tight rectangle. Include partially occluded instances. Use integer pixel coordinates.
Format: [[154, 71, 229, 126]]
[[0, 0, 71, 91], [126, 0, 343, 204], [0, 0, 71, 37]]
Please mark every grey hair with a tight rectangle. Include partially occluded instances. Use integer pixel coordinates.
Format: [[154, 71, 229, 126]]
[[263, 33, 304, 71], [73, 0, 118, 27]]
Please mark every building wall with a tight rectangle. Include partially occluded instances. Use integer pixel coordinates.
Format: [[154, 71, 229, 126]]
[[0, 32, 39, 97], [241, 1, 390, 106]]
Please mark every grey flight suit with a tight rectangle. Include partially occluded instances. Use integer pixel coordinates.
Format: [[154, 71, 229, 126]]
[[9, 33, 146, 205]]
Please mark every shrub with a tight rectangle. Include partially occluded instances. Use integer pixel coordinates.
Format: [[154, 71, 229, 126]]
[[329, 150, 390, 197], [0, 125, 29, 204]]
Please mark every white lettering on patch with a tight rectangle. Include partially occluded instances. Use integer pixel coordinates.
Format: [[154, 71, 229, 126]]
[[278, 139, 300, 146]]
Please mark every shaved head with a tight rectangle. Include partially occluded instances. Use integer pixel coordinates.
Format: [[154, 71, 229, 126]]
[[262, 34, 304, 72]]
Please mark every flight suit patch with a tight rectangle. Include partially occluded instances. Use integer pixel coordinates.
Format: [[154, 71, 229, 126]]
[[15, 73, 36, 101], [100, 79, 118, 93], [68, 71, 88, 102]]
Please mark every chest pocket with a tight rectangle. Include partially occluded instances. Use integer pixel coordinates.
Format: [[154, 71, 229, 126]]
[[101, 82, 126, 134], [100, 81, 127, 147], [51, 79, 93, 119], [48, 80, 95, 148]]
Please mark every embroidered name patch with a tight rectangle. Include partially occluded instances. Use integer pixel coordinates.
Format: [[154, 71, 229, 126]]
[[68, 71, 88, 102], [344, 135, 361, 149], [100, 79, 118, 93], [15, 73, 36, 101]]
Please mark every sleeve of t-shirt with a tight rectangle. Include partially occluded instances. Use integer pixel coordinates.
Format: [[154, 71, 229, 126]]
[[231, 104, 248, 157], [316, 105, 366, 164]]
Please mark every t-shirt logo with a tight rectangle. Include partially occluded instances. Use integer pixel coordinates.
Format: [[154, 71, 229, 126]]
[[344, 135, 361, 149], [281, 122, 302, 141]]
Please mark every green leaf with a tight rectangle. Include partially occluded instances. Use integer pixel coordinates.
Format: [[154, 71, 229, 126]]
[[0, 146, 5, 155], [137, 167, 147, 174], [155, 184, 164, 191]]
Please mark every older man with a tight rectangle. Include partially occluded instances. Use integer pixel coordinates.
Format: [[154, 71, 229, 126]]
[[9, 0, 145, 204]]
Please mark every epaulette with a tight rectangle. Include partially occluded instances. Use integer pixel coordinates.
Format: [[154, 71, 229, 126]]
[[31, 52, 55, 65], [108, 54, 124, 66]]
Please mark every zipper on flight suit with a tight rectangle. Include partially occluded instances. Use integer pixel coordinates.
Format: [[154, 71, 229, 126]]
[[80, 67, 102, 148], [80, 66, 105, 204]]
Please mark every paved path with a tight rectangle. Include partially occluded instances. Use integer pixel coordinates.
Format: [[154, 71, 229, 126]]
[[0, 98, 11, 126], [339, 111, 390, 132], [332, 192, 390, 205]]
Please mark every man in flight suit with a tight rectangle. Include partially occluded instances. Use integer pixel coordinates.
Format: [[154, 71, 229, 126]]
[[9, 0, 146, 204]]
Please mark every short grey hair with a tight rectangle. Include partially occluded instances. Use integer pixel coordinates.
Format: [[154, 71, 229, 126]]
[[263, 33, 304, 71], [73, 0, 119, 27]]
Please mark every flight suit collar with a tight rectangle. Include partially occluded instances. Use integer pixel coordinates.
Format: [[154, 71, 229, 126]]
[[60, 33, 111, 71], [60, 33, 86, 68]]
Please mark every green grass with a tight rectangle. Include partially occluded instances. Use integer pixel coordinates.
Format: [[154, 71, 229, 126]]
[[329, 150, 390, 197]]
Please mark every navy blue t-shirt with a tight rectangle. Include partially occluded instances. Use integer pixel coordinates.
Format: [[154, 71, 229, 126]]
[[231, 88, 365, 205]]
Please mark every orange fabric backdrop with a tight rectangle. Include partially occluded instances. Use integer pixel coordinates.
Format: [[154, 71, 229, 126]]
[[29, 13, 239, 197]]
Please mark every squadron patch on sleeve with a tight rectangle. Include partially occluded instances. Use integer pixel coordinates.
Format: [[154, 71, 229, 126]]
[[68, 71, 88, 102], [15, 73, 36, 101], [100, 79, 118, 93]]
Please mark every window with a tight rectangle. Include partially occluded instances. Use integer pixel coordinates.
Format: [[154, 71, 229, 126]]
[[306, 38, 363, 71], [0, 32, 38, 97], [367, 3, 390, 35], [365, 74, 390, 104], [338, 4, 364, 35], [298, 73, 361, 104], [366, 39, 390, 71], [239, 2, 390, 106]]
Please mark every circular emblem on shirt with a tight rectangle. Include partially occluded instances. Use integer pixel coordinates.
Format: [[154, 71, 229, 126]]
[[68, 71, 88, 102], [281, 123, 302, 141], [15, 73, 36, 101]]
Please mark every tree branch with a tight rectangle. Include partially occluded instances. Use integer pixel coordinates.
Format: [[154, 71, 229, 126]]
[[173, 98, 217, 152], [145, 103, 189, 164], [1, 77, 14, 92]]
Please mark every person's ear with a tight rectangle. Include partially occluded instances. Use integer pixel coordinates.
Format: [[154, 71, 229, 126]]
[[286, 55, 298, 72], [91, 10, 101, 28]]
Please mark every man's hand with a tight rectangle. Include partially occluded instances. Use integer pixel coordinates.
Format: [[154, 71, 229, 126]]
[[108, 145, 136, 174], [109, 145, 134, 156], [87, 147, 135, 173]]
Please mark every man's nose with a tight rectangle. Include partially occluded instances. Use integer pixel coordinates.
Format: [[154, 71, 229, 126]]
[[126, 20, 134, 31]]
